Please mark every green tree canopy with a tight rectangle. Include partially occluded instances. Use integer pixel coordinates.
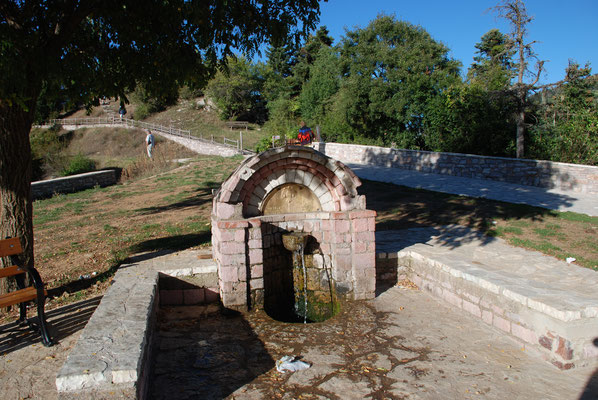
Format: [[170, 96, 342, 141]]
[[467, 29, 515, 90], [334, 15, 461, 147], [0, 0, 322, 269], [528, 62, 598, 165], [206, 56, 267, 122]]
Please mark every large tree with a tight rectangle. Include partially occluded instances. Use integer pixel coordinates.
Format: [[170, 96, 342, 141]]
[[206, 56, 267, 123], [335, 15, 460, 147], [528, 62, 598, 165], [0, 1, 322, 273]]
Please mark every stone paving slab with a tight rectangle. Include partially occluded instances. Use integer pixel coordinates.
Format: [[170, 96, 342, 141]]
[[348, 163, 598, 216], [376, 226, 598, 368], [149, 286, 598, 400]]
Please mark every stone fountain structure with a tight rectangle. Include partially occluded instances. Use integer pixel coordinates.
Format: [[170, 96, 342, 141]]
[[211, 145, 376, 320]]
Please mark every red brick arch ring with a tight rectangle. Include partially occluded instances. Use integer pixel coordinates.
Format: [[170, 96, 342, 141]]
[[214, 146, 364, 218]]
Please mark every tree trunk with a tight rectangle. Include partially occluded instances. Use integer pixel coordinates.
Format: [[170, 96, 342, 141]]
[[0, 102, 36, 296], [516, 109, 525, 158]]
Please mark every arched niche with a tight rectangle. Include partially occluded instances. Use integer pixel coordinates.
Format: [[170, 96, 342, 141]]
[[261, 183, 322, 215]]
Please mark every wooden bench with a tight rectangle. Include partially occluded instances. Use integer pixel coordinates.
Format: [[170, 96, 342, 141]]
[[0, 237, 53, 346], [226, 121, 249, 130]]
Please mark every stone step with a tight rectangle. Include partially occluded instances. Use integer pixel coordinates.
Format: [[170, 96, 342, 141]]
[[376, 226, 598, 370]]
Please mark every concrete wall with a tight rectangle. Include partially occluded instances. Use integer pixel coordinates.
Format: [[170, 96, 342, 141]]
[[314, 143, 598, 194], [32, 170, 117, 199]]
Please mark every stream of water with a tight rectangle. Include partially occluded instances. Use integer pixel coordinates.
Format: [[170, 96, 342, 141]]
[[300, 244, 308, 324]]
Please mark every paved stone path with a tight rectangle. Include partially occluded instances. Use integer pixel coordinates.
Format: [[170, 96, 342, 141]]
[[347, 163, 598, 217], [150, 285, 598, 400]]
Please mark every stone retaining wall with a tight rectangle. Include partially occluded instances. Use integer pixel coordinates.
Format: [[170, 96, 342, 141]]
[[56, 251, 217, 396], [157, 131, 241, 157], [32, 170, 117, 199], [314, 142, 598, 194]]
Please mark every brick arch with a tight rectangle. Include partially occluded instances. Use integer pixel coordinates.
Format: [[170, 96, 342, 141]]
[[213, 146, 364, 219], [239, 158, 344, 217]]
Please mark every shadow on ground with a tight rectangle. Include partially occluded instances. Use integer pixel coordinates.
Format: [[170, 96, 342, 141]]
[[579, 338, 598, 399], [360, 179, 560, 234], [150, 306, 274, 400], [45, 232, 211, 301], [0, 296, 101, 355], [133, 187, 215, 216]]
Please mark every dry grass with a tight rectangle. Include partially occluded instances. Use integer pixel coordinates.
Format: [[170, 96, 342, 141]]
[[362, 179, 598, 270]]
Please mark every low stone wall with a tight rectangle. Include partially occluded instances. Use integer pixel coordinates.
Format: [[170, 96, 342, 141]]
[[375, 228, 598, 370], [313, 142, 598, 194], [56, 250, 218, 397], [157, 131, 241, 157], [32, 170, 118, 199]]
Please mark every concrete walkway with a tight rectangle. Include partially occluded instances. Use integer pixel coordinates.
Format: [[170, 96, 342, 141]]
[[347, 163, 598, 217], [150, 285, 597, 400]]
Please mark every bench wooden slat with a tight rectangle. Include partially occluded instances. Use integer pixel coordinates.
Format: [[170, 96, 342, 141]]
[[0, 236, 54, 346], [0, 265, 26, 279], [0, 287, 45, 309], [0, 237, 22, 257]]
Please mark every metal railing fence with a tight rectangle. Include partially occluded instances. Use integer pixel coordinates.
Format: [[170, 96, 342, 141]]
[[39, 117, 253, 154]]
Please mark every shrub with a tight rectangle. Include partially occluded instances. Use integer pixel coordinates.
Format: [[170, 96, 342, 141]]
[[30, 128, 69, 179], [254, 137, 272, 153], [61, 154, 96, 176]]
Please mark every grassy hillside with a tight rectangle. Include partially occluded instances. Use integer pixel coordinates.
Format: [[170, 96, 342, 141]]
[[28, 155, 244, 315], [31, 95, 271, 180]]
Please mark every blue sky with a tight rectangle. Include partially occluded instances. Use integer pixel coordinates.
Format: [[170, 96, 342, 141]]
[[316, 0, 598, 85]]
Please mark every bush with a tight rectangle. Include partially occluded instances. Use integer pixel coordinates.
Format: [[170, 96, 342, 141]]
[[61, 154, 96, 176], [30, 127, 69, 180], [133, 103, 151, 120], [179, 86, 203, 100], [254, 137, 273, 153], [131, 84, 179, 119]]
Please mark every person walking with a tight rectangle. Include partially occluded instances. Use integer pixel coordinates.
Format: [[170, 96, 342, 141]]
[[145, 130, 155, 158], [119, 105, 126, 120]]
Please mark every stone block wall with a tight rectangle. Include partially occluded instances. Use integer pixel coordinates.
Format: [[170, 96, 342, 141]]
[[211, 210, 376, 311], [158, 273, 220, 306], [32, 169, 118, 199], [314, 142, 598, 194], [376, 252, 598, 370]]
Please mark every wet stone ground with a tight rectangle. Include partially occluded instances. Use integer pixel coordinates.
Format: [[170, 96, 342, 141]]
[[150, 285, 598, 400]]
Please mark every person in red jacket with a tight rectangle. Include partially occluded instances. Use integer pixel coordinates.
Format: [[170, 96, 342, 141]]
[[298, 121, 314, 145]]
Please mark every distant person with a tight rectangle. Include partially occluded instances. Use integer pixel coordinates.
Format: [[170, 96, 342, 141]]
[[146, 130, 155, 158], [298, 121, 314, 146], [119, 105, 126, 120]]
